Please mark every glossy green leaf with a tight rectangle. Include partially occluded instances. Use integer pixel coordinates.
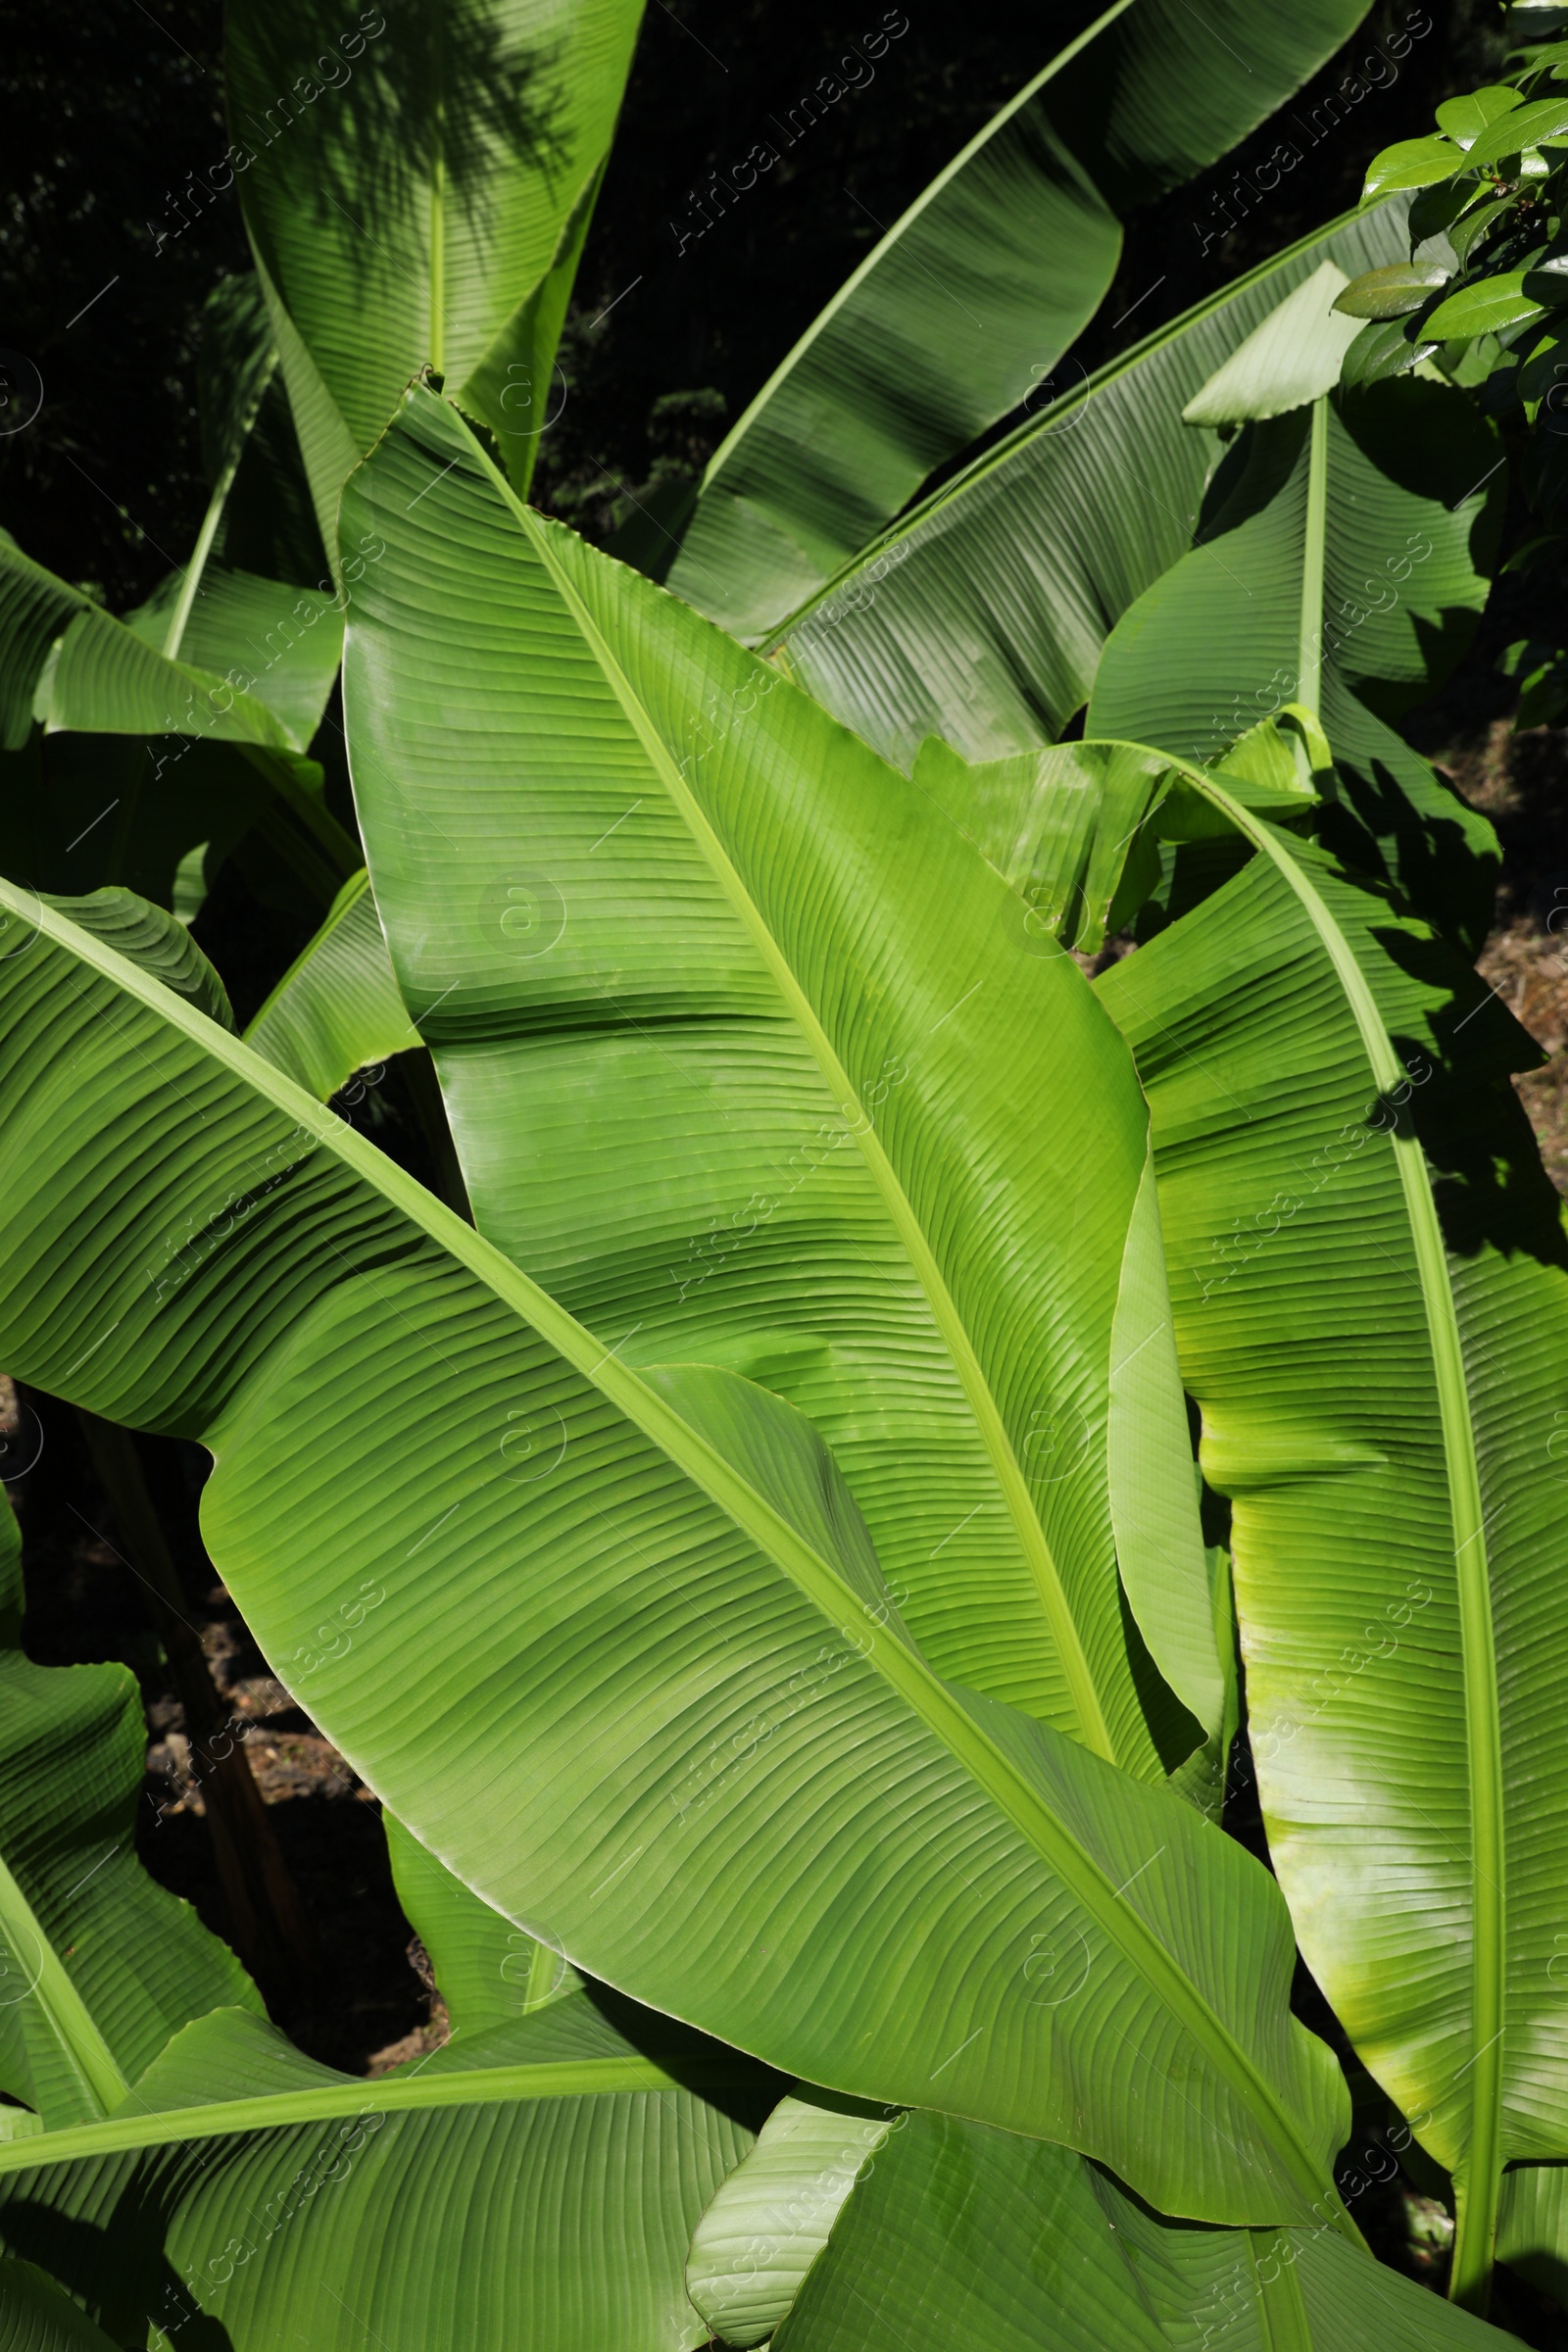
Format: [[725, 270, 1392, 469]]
[[1085, 379, 1502, 946], [244, 868, 420, 1100], [0, 879, 1356, 2227], [771, 201, 1409, 773], [1182, 264, 1365, 423], [226, 0, 645, 542], [760, 2098, 1513, 2352], [1334, 262, 1453, 319], [662, 0, 1375, 638], [1465, 94, 1568, 166], [1427, 270, 1550, 338], [1436, 88, 1524, 148], [343, 387, 1199, 1782], [1360, 135, 1463, 200], [1096, 757, 1568, 2307]]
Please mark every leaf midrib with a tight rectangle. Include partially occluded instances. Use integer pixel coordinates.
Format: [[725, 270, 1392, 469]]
[[12, 884, 1348, 2231], [1142, 749, 1504, 2293], [495, 447, 1118, 1771], [0, 2052, 723, 2180], [0, 1849, 127, 2121]]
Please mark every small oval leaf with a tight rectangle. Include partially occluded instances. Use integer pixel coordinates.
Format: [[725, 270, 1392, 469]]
[[1333, 264, 1450, 320], [1435, 86, 1522, 148], [1466, 96, 1568, 168], [1361, 135, 1462, 201], [1426, 270, 1550, 339]]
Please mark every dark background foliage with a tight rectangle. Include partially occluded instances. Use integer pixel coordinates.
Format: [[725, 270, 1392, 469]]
[[2, 0, 1502, 605]]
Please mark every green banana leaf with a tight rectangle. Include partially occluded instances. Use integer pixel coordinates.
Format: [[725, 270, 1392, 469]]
[[383, 1807, 582, 2030], [1086, 279, 1501, 947], [699, 2090, 1511, 2352], [769, 203, 1411, 765], [122, 275, 345, 756], [226, 0, 645, 547], [0, 2260, 121, 2350], [341, 387, 1214, 1781], [0, 1996, 762, 2350], [662, 0, 1375, 639], [0, 883, 1357, 2229], [0, 1501, 259, 2132], [0, 1478, 762, 2348], [244, 867, 421, 1099], [1093, 750, 1568, 2308]]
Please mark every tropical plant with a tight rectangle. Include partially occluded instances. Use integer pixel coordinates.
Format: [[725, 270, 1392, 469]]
[[6, 0, 1567, 2344]]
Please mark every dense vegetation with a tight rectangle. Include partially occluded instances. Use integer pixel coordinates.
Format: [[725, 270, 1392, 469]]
[[3, 3, 1568, 2347]]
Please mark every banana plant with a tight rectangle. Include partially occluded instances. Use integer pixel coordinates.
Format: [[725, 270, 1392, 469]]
[[655, 0, 1377, 639], [0, 1497, 763, 2350], [1085, 263, 1503, 949], [764, 203, 1409, 766]]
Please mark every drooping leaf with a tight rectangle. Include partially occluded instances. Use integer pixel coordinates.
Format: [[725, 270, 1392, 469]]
[[225, 0, 645, 542], [0, 885, 1356, 2227], [661, 0, 1377, 638], [0, 2259, 122, 2351], [770, 201, 1409, 772], [1095, 752, 1568, 2307]]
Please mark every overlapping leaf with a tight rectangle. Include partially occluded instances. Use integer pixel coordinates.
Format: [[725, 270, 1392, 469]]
[[0, 882, 1354, 2225], [770, 202, 1410, 768], [1094, 751, 1568, 2305], [662, 0, 1375, 638], [342, 387, 1212, 1779]]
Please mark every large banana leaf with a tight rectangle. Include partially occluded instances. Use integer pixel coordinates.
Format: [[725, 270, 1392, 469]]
[[1093, 750, 1568, 2308], [340, 387, 1214, 1780], [662, 0, 1373, 639], [0, 1988, 760, 2349], [0, 1502, 258, 2132], [768, 203, 1410, 766], [693, 2089, 1510, 2352], [0, 883, 1356, 2228], [226, 0, 644, 548]]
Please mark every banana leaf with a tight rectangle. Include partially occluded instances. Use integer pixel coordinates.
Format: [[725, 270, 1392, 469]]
[[226, 0, 645, 546], [691, 2088, 1512, 2352], [0, 1496, 258, 2133], [0, 1490, 762, 2349], [244, 868, 420, 1100], [0, 881, 1356, 2228], [340, 386, 1216, 1780], [1086, 277, 1502, 948], [662, 0, 1375, 639], [1093, 749, 1568, 2310], [770, 203, 1409, 764]]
